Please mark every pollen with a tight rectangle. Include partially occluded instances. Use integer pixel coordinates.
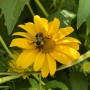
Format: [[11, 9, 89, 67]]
[[40, 37, 55, 53]]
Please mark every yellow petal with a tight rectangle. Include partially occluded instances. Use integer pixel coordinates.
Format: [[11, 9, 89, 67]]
[[50, 51, 72, 64], [18, 23, 36, 37], [16, 50, 36, 68], [9, 59, 25, 73], [13, 32, 32, 40], [55, 46, 80, 61], [41, 56, 49, 78], [33, 52, 45, 71], [21, 50, 38, 69], [34, 15, 46, 34], [56, 37, 81, 43], [47, 54, 56, 76], [25, 22, 37, 35], [48, 18, 60, 35], [56, 42, 80, 50], [53, 27, 74, 40], [9, 60, 16, 69], [10, 38, 35, 49], [41, 18, 49, 31]]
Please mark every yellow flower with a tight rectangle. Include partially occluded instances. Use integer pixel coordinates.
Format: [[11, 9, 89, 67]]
[[8, 59, 25, 73], [10, 15, 81, 77], [81, 61, 90, 73], [8, 51, 26, 73], [8, 51, 28, 79]]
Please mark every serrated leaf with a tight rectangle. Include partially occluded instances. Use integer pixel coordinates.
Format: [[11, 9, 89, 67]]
[[0, 0, 29, 34], [70, 71, 88, 90], [77, 0, 90, 28], [45, 80, 69, 90]]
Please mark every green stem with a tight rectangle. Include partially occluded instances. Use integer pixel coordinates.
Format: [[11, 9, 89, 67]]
[[0, 72, 16, 75], [12, 80, 15, 90], [0, 36, 16, 60], [34, 0, 49, 17], [59, 0, 65, 11], [39, 74, 42, 90], [84, 27, 89, 46], [0, 74, 24, 84], [27, 68, 45, 86], [32, 73, 45, 86], [27, 3, 35, 16], [0, 86, 10, 89]]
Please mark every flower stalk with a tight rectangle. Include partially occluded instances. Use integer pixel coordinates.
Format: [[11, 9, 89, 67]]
[[27, 3, 35, 16], [27, 68, 45, 86], [59, 0, 65, 11], [34, 0, 49, 17], [0, 73, 24, 84], [39, 74, 42, 90], [0, 36, 16, 60], [84, 27, 89, 46]]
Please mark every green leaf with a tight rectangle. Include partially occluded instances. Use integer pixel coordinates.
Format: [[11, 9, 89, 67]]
[[28, 78, 39, 89], [55, 71, 72, 90], [14, 78, 31, 90], [69, 71, 88, 90], [77, 0, 90, 28], [53, 0, 57, 8], [62, 0, 78, 13], [45, 80, 69, 90], [0, 0, 29, 34], [48, 10, 75, 27]]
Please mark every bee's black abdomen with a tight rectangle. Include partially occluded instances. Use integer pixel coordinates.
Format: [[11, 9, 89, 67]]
[[36, 41, 41, 45], [35, 32, 44, 46]]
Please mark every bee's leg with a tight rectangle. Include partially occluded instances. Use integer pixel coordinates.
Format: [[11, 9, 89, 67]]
[[42, 37, 50, 44], [28, 41, 35, 45]]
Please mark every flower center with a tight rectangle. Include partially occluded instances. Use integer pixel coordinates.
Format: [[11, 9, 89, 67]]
[[42, 38, 55, 53], [35, 32, 55, 53]]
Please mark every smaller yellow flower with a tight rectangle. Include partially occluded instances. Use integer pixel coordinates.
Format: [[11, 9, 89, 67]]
[[8, 51, 28, 79], [81, 61, 90, 73], [8, 59, 25, 73]]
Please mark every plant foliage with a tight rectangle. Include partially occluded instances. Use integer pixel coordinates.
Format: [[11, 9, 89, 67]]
[[0, 0, 90, 90]]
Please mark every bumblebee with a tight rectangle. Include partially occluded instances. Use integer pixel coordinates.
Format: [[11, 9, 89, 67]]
[[35, 32, 44, 46]]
